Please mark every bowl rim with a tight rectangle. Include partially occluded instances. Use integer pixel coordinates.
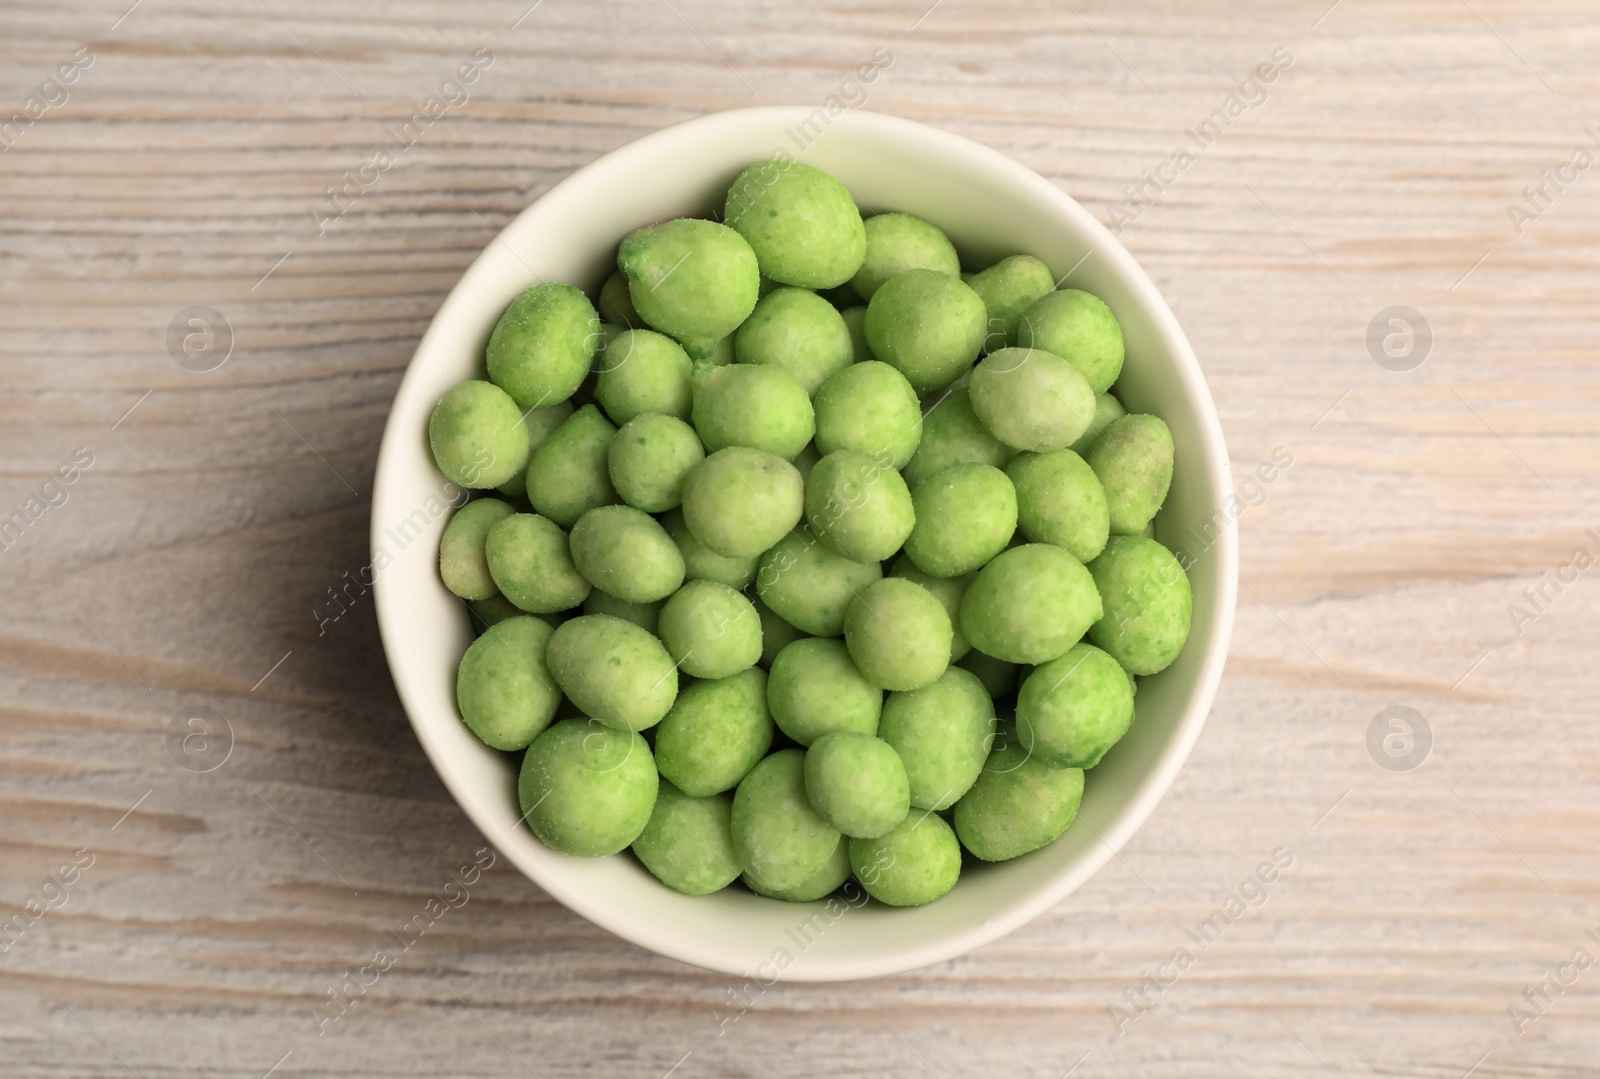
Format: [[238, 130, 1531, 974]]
[[372, 105, 1238, 980]]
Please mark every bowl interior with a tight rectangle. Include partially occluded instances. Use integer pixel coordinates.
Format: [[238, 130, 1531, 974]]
[[371, 107, 1237, 981]]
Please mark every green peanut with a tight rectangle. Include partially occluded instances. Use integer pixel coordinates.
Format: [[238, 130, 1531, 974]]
[[594, 329, 694, 425], [864, 269, 987, 394], [1087, 535, 1192, 675], [843, 578, 952, 692], [813, 360, 922, 469], [850, 213, 961, 301], [1016, 288, 1125, 394], [525, 404, 620, 528], [654, 667, 774, 796], [1006, 449, 1111, 563], [755, 528, 882, 638], [1086, 414, 1174, 536], [518, 719, 658, 857], [632, 780, 742, 895], [455, 615, 562, 750], [617, 218, 760, 355], [607, 413, 704, 513], [725, 161, 866, 289], [959, 543, 1102, 664], [967, 255, 1055, 352], [734, 287, 854, 395], [681, 447, 805, 559], [657, 579, 762, 679], [568, 504, 685, 604], [968, 347, 1095, 453], [484, 513, 591, 614], [440, 498, 515, 600], [545, 614, 679, 731], [766, 637, 882, 745], [486, 282, 602, 409], [428, 380, 529, 489]]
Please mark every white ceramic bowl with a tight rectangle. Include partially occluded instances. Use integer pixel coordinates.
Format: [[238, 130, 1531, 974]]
[[372, 106, 1237, 981]]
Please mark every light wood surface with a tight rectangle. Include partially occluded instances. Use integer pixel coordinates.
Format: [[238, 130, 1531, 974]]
[[4, 1, 1600, 1075]]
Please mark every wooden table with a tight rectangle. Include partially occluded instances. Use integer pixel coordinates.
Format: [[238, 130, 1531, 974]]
[[4, 1, 1598, 1075]]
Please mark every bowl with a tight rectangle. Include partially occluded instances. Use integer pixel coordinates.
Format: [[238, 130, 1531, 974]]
[[371, 106, 1237, 981]]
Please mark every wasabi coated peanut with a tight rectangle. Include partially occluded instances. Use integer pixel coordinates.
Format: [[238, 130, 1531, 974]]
[[657, 579, 761, 679], [755, 528, 882, 638], [960, 543, 1102, 664], [725, 160, 867, 289], [901, 387, 1015, 488], [889, 555, 972, 661], [954, 724, 1085, 861], [486, 282, 602, 409], [744, 836, 851, 902], [805, 449, 914, 563], [607, 413, 704, 513], [813, 360, 922, 469], [1087, 414, 1174, 535], [661, 507, 758, 590], [597, 270, 640, 328], [1016, 288, 1125, 394], [455, 616, 562, 750], [841, 306, 872, 363], [617, 218, 760, 354], [485, 513, 591, 613], [546, 614, 679, 731], [850, 812, 961, 907], [766, 637, 882, 744], [526, 404, 619, 527], [1017, 643, 1135, 769], [568, 504, 685, 604], [1006, 449, 1111, 563], [903, 464, 1018, 578], [1087, 536, 1192, 675], [440, 498, 516, 600], [879, 667, 995, 810], [691, 363, 815, 460], [681, 447, 804, 558], [594, 329, 693, 425], [755, 598, 807, 667], [518, 719, 658, 857], [496, 402, 573, 499], [850, 212, 961, 301], [864, 269, 987, 394], [654, 667, 773, 796], [632, 781, 741, 895], [733, 288, 854, 395], [967, 255, 1056, 352], [583, 588, 660, 633], [468, 592, 524, 630], [844, 578, 952, 692], [968, 347, 1096, 452], [955, 648, 1020, 703], [1070, 392, 1126, 455], [428, 380, 529, 489], [804, 732, 910, 839], [731, 749, 842, 894]]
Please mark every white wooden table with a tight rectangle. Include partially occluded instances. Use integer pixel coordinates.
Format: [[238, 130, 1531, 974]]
[[3, 1, 1598, 1075]]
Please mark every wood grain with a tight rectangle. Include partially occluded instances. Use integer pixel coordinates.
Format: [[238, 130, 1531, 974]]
[[4, 0, 1600, 1075]]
